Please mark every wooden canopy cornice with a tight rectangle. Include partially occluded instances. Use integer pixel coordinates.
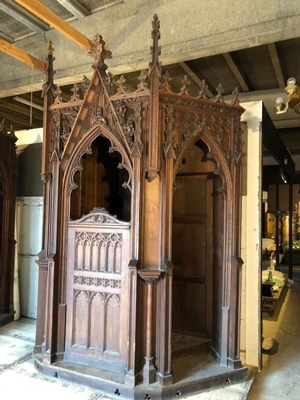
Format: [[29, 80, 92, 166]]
[[16, 0, 93, 49], [0, 38, 47, 71]]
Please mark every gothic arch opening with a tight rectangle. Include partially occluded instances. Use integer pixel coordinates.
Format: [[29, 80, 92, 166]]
[[70, 135, 131, 222], [172, 138, 219, 358]]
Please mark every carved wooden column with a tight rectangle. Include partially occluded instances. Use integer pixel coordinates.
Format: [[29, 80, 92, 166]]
[[155, 102, 177, 385], [227, 114, 244, 368], [0, 123, 17, 327], [138, 270, 161, 384], [35, 42, 58, 362], [139, 15, 164, 385], [125, 101, 143, 385]]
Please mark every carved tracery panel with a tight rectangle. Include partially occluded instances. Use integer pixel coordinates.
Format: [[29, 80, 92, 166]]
[[65, 209, 130, 371]]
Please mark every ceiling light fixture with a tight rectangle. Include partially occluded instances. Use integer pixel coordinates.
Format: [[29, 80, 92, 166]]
[[275, 77, 300, 114], [279, 167, 288, 183], [13, 96, 44, 111]]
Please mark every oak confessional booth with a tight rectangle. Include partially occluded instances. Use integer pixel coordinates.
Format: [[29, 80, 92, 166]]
[[0, 121, 17, 327], [34, 16, 247, 399]]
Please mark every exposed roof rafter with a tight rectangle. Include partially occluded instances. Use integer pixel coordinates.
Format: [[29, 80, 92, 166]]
[[57, 0, 90, 18], [0, 0, 49, 33], [16, 0, 94, 49], [0, 31, 14, 44], [0, 38, 47, 70], [223, 52, 249, 92], [13, 96, 44, 111], [267, 43, 286, 89]]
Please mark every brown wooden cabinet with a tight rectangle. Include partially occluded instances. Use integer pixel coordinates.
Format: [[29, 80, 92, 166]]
[[34, 17, 247, 398], [0, 121, 17, 327]]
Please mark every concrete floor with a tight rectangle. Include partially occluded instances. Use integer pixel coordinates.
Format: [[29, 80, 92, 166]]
[[0, 266, 299, 400], [248, 266, 300, 400]]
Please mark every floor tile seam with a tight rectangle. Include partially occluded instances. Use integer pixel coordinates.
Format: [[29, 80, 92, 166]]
[[0, 352, 32, 372], [0, 333, 35, 343]]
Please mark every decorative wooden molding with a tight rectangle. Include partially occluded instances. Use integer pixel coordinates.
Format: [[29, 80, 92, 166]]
[[138, 269, 161, 285], [146, 14, 161, 182]]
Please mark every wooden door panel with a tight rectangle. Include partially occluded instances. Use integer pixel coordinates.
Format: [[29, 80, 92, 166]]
[[173, 280, 206, 334], [173, 222, 206, 277], [172, 173, 212, 337], [65, 212, 130, 373], [173, 176, 207, 218]]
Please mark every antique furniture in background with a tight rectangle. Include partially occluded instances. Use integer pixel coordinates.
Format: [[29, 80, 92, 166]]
[[0, 121, 17, 327], [33, 16, 246, 398]]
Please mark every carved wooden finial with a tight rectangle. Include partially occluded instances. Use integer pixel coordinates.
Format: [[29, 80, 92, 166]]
[[136, 71, 149, 92], [70, 84, 80, 101], [232, 87, 240, 106], [161, 71, 173, 93], [53, 86, 63, 104], [149, 14, 161, 72], [47, 41, 54, 55], [215, 83, 225, 103], [87, 33, 112, 69], [116, 75, 128, 94], [179, 75, 191, 96], [197, 79, 209, 99]]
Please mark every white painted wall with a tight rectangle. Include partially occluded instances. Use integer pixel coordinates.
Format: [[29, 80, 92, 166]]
[[16, 128, 43, 145], [240, 101, 263, 368], [15, 128, 43, 319], [16, 197, 43, 319]]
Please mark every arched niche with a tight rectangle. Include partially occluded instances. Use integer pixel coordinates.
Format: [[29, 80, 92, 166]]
[[172, 138, 218, 352], [171, 131, 233, 364], [69, 134, 131, 222]]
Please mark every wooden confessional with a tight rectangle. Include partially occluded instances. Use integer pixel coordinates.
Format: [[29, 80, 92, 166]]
[[34, 16, 247, 399], [0, 121, 17, 327]]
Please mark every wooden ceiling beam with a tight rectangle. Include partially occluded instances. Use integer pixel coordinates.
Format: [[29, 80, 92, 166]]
[[179, 62, 214, 98], [0, 0, 49, 32], [267, 43, 286, 89], [0, 110, 41, 129], [0, 99, 43, 119], [223, 52, 249, 92], [16, 0, 93, 49], [0, 38, 47, 71], [56, 0, 90, 18]]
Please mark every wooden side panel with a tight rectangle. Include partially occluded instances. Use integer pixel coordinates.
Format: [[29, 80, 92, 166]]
[[90, 293, 105, 349], [172, 172, 213, 337], [105, 294, 121, 353], [73, 291, 89, 347]]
